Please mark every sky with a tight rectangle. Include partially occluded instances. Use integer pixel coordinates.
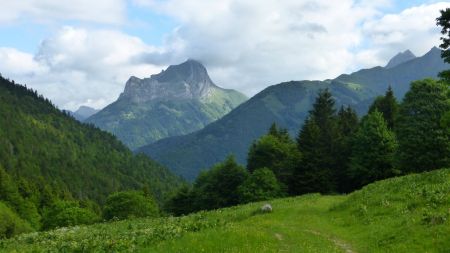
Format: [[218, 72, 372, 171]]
[[0, 0, 449, 110]]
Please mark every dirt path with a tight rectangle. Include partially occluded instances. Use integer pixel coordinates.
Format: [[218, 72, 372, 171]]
[[304, 229, 355, 253]]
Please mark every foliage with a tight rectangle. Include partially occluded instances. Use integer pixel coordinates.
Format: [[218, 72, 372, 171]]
[[247, 123, 300, 188], [3, 169, 450, 252], [0, 202, 33, 239], [368, 86, 399, 129], [437, 8, 450, 82], [0, 166, 41, 230], [396, 79, 450, 172], [42, 201, 99, 230], [348, 110, 398, 189], [334, 106, 359, 192], [192, 156, 249, 211], [166, 156, 248, 214], [237, 168, 283, 203], [291, 89, 339, 194], [103, 191, 159, 220], [139, 49, 448, 180], [0, 76, 182, 237], [164, 185, 196, 216]]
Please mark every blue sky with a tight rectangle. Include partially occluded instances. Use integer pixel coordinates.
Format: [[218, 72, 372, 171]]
[[0, 0, 448, 110]]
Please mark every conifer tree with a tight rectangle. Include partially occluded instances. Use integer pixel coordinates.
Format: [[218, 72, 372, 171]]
[[348, 110, 397, 189], [291, 89, 339, 194], [335, 106, 359, 192], [368, 86, 399, 129]]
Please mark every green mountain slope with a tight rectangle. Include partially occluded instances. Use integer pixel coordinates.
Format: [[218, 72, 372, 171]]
[[139, 47, 449, 180], [4, 168, 449, 252], [0, 75, 182, 205], [86, 60, 247, 150]]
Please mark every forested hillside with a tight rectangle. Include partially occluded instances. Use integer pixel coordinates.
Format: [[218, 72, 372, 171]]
[[0, 75, 182, 237], [139, 47, 449, 180]]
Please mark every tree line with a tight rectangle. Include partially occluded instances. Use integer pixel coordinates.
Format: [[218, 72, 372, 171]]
[[166, 78, 449, 215]]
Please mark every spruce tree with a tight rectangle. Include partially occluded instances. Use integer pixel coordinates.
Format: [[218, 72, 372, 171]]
[[368, 86, 399, 129], [348, 110, 398, 189], [291, 89, 338, 194], [396, 79, 450, 172], [335, 106, 359, 192]]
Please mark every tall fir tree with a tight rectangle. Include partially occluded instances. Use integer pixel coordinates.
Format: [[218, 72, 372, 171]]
[[368, 86, 399, 129], [291, 89, 338, 194], [348, 110, 398, 189], [335, 106, 359, 192], [396, 79, 450, 173]]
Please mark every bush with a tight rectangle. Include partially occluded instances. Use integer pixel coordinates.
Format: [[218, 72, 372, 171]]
[[42, 201, 99, 230], [238, 168, 283, 203], [103, 191, 159, 220]]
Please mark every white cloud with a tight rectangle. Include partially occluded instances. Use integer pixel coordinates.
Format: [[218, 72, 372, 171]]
[[134, 0, 449, 95], [1, 1, 449, 110], [135, 0, 377, 95], [0, 0, 126, 24], [357, 2, 449, 65], [0, 27, 164, 110]]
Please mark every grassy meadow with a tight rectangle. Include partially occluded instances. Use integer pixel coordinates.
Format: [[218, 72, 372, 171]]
[[1, 168, 449, 253]]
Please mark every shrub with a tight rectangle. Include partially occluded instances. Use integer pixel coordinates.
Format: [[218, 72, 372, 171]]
[[42, 200, 99, 229], [103, 191, 159, 220], [238, 168, 283, 203]]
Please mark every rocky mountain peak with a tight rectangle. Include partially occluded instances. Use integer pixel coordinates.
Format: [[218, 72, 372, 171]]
[[385, 50, 416, 69], [120, 59, 218, 103]]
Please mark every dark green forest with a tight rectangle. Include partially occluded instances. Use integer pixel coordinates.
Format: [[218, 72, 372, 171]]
[[0, 76, 182, 237], [166, 78, 450, 215]]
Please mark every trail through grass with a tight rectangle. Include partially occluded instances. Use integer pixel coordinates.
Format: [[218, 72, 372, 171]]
[[1, 169, 449, 252]]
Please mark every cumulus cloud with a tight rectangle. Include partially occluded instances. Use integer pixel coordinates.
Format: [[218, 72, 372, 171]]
[[357, 2, 449, 66], [137, 0, 449, 95], [0, 0, 126, 24], [0, 27, 164, 110], [0, 1, 449, 110]]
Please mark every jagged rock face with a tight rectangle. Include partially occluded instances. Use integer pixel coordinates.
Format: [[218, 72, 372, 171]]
[[86, 59, 247, 149], [120, 60, 217, 103], [385, 50, 416, 69]]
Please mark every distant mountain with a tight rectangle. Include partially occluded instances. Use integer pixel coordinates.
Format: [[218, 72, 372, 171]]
[[70, 106, 99, 121], [0, 75, 182, 206], [138, 47, 449, 180], [86, 59, 247, 150], [385, 50, 416, 69]]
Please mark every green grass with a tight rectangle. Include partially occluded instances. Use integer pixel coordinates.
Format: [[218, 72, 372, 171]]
[[1, 169, 449, 252]]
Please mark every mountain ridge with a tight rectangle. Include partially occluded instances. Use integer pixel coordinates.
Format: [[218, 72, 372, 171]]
[[70, 105, 99, 121], [385, 49, 416, 68], [138, 47, 449, 180], [86, 60, 247, 149]]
